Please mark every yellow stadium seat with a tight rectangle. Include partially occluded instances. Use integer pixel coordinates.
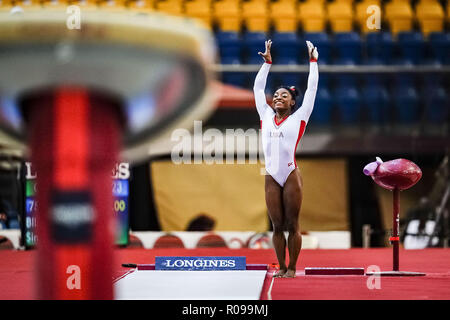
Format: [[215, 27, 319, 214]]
[[16, 0, 42, 5], [298, 1, 326, 32], [127, 0, 154, 13], [185, 0, 213, 28], [42, 0, 69, 11], [244, 0, 269, 3], [356, 0, 381, 33], [273, 0, 298, 4], [384, 0, 414, 35], [69, 0, 99, 5], [213, 0, 239, 17], [245, 18, 269, 32], [448, 2, 450, 23], [71, 0, 99, 10], [241, 1, 268, 20], [155, 0, 183, 17], [98, 0, 127, 11], [242, 1, 268, 21], [19, 0, 42, 3], [327, 1, 354, 32], [13, 0, 42, 10], [303, 0, 327, 3], [416, 0, 445, 35], [270, 0, 298, 32], [0, 0, 14, 12], [331, 0, 354, 3], [242, 0, 269, 32], [216, 18, 241, 32], [386, 0, 411, 3], [213, 0, 242, 32]]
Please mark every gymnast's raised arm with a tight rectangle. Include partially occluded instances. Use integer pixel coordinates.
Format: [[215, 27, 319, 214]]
[[253, 40, 273, 119], [296, 41, 319, 122]]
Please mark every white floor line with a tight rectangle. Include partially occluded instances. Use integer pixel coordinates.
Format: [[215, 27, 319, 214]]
[[113, 269, 136, 283], [267, 275, 275, 300]]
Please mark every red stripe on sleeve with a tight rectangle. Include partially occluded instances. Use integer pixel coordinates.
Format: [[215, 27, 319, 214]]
[[294, 120, 307, 168]]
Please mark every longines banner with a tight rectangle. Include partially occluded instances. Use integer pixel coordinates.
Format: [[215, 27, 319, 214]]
[[155, 256, 247, 271]]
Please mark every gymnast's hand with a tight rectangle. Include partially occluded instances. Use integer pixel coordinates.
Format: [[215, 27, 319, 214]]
[[306, 40, 318, 62], [258, 40, 272, 64]]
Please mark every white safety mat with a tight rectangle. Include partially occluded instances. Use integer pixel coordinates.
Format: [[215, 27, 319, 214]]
[[114, 270, 267, 300]]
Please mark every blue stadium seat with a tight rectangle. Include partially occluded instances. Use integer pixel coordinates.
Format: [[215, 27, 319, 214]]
[[303, 32, 330, 64], [422, 85, 448, 124], [333, 32, 362, 65], [216, 31, 243, 64], [216, 32, 245, 86], [248, 71, 273, 93], [334, 73, 358, 88], [276, 73, 302, 89], [396, 32, 425, 65], [271, 32, 301, 65], [423, 72, 443, 89], [365, 32, 393, 65], [362, 73, 385, 87], [271, 32, 302, 90], [393, 84, 419, 123], [318, 73, 330, 88], [309, 87, 332, 125], [334, 84, 361, 124], [361, 83, 390, 124], [428, 32, 450, 65], [243, 32, 268, 64], [393, 72, 416, 88], [267, 85, 276, 96], [268, 76, 280, 93]]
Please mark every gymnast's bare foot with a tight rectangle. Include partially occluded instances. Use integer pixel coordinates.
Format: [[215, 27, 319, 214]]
[[283, 269, 296, 278], [273, 268, 287, 277]]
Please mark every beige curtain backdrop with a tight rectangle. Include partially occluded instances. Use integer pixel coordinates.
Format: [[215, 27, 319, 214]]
[[151, 158, 349, 232], [299, 158, 349, 231]]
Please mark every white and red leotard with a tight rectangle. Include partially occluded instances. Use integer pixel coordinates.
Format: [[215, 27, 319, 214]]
[[254, 61, 319, 187]]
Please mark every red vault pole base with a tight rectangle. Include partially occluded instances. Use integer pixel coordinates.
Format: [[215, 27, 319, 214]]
[[26, 87, 122, 299]]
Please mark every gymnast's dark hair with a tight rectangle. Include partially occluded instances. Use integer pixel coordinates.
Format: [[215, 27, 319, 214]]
[[276, 85, 299, 102]]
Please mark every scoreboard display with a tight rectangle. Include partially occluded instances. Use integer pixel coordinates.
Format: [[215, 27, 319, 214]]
[[112, 175, 130, 246], [23, 162, 130, 248]]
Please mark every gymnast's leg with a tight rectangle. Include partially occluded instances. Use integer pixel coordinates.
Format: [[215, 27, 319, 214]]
[[282, 169, 303, 278], [265, 174, 287, 277]]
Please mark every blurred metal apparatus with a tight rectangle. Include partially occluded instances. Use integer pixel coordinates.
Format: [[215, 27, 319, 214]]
[[0, 9, 216, 299], [0, 9, 217, 162]]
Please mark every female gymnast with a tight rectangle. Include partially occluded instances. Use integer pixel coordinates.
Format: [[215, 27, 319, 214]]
[[254, 40, 319, 278]]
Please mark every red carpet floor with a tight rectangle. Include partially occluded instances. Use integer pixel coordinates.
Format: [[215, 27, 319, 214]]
[[0, 248, 449, 300]]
